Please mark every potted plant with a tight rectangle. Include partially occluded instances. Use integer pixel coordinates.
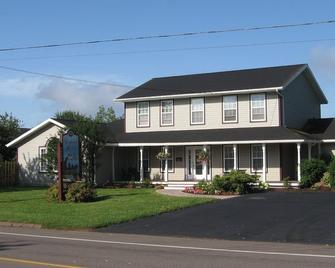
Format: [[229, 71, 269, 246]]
[[156, 151, 171, 160], [196, 150, 209, 162]]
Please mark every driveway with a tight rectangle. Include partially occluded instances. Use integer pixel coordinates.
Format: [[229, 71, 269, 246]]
[[99, 192, 335, 245]]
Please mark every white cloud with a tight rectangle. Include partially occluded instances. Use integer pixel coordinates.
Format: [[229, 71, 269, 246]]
[[35, 79, 129, 116], [310, 46, 335, 80], [0, 77, 49, 97]]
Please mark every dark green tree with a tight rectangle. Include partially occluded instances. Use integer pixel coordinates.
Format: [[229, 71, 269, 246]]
[[0, 113, 22, 160], [95, 105, 116, 123]]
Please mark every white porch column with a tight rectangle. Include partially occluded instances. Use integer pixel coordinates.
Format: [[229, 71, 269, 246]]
[[297, 143, 301, 182], [203, 145, 208, 181], [164, 146, 169, 182], [262, 143, 266, 182], [233, 144, 237, 170], [308, 143, 312, 160], [139, 146, 144, 182]]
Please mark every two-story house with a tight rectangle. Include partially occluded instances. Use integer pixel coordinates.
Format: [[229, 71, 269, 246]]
[[7, 64, 335, 188]]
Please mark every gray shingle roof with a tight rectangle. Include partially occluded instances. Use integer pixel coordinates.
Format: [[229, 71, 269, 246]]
[[302, 118, 335, 140], [117, 64, 307, 100]]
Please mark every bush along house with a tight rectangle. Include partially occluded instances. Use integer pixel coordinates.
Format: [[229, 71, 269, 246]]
[[6, 64, 335, 188]]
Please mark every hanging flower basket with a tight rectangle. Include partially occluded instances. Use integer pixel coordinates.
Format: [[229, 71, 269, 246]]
[[196, 150, 209, 162], [156, 151, 171, 160]]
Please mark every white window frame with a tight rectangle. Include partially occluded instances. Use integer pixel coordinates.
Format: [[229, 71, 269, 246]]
[[190, 97, 205, 125], [250, 93, 266, 122], [223, 95, 238, 123], [39, 146, 47, 172], [137, 101, 150, 127], [160, 100, 174, 126], [251, 144, 263, 172], [160, 147, 174, 173], [223, 145, 235, 172], [138, 148, 150, 172]]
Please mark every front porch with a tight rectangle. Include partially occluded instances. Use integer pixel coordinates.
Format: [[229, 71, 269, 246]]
[[103, 141, 322, 188]]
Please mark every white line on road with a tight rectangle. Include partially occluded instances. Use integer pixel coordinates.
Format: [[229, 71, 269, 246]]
[[0, 231, 334, 259]]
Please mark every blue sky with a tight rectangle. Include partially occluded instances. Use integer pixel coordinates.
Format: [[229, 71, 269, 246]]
[[0, 0, 335, 127]]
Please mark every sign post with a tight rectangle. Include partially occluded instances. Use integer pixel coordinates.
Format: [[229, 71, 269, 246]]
[[57, 139, 64, 201], [57, 130, 80, 202]]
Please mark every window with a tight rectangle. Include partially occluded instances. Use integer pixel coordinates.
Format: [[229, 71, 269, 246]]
[[39, 147, 47, 172], [137, 102, 150, 127], [161, 100, 174, 126], [223, 145, 235, 172], [161, 148, 174, 172], [251, 144, 263, 172], [191, 98, 205, 124], [138, 148, 150, 172], [250, 93, 266, 121], [223, 95, 237, 123]]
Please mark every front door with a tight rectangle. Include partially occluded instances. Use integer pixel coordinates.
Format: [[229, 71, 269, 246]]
[[186, 146, 209, 180]]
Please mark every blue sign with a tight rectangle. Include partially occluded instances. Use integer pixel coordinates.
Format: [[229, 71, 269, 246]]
[[62, 131, 80, 181]]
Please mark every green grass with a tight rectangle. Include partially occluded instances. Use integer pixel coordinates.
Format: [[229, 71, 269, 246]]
[[0, 187, 213, 229]]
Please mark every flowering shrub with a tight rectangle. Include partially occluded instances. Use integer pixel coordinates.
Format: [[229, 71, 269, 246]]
[[196, 150, 209, 162]]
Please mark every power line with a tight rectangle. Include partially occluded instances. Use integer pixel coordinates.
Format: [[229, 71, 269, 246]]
[[0, 37, 334, 62], [0, 19, 334, 52], [0, 65, 134, 88]]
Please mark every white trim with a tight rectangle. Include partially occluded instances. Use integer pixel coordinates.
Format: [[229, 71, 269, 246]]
[[322, 139, 335, 143], [160, 100, 174, 126], [250, 93, 266, 122], [39, 146, 47, 172], [107, 139, 308, 147], [6, 118, 66, 148], [160, 147, 174, 173], [223, 95, 238, 123], [115, 87, 282, 102]]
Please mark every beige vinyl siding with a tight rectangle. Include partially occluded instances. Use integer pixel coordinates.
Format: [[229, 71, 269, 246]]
[[238, 144, 280, 182], [17, 124, 61, 185], [125, 92, 280, 132], [211, 145, 223, 176]]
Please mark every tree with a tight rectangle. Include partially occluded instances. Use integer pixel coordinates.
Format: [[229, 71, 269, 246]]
[[95, 105, 116, 123], [0, 113, 22, 160], [54, 110, 105, 183]]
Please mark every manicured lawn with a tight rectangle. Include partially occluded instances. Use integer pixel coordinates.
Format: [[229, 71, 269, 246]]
[[0, 187, 213, 229]]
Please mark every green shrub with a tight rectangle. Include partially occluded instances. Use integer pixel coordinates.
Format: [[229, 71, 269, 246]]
[[300, 159, 327, 188], [65, 182, 97, 202], [328, 158, 335, 189], [46, 183, 69, 202], [321, 172, 331, 185], [212, 170, 258, 194], [46, 184, 59, 202], [196, 180, 215, 194], [258, 181, 269, 191], [283, 177, 290, 189], [141, 178, 153, 188]]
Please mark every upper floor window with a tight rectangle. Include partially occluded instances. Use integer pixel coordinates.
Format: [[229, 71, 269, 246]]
[[161, 100, 174, 126], [191, 98, 205, 125], [137, 101, 150, 127], [250, 93, 266, 122], [223, 95, 238, 123]]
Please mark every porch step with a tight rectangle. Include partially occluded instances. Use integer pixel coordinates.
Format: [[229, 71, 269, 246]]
[[164, 181, 197, 190]]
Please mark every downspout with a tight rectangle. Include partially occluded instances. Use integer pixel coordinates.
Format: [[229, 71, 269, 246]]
[[276, 88, 285, 127]]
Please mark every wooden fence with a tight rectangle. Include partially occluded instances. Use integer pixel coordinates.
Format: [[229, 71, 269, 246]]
[[0, 161, 18, 186]]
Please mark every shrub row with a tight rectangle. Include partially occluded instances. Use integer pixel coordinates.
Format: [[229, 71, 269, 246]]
[[186, 170, 260, 195], [47, 181, 97, 202]]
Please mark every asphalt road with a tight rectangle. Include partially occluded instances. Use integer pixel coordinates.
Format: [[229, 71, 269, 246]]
[[100, 192, 335, 245], [0, 226, 335, 268]]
